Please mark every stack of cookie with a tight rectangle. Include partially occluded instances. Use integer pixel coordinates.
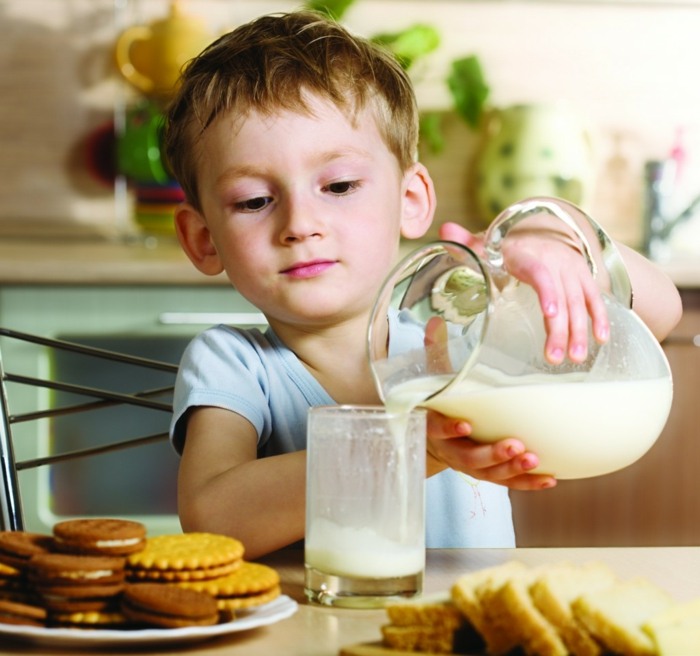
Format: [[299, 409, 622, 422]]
[[125, 532, 281, 618], [0, 531, 55, 605], [0, 519, 281, 630], [0, 519, 146, 629], [29, 552, 130, 627]]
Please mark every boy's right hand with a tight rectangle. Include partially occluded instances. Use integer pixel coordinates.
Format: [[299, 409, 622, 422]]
[[426, 410, 557, 491], [438, 219, 610, 365]]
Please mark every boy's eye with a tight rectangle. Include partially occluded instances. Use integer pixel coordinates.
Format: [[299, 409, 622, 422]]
[[235, 196, 272, 212], [324, 180, 359, 195]]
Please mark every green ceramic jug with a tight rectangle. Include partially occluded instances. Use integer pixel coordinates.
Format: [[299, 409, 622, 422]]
[[475, 104, 593, 223]]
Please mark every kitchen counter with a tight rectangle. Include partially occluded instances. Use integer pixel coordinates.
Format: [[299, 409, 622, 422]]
[[0, 235, 697, 288], [2, 547, 698, 655], [0, 235, 228, 286], [653, 251, 700, 290]]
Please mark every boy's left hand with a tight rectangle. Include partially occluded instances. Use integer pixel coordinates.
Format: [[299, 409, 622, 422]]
[[426, 410, 557, 490]]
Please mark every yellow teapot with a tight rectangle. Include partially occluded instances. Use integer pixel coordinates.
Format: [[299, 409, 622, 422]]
[[115, 1, 214, 101]]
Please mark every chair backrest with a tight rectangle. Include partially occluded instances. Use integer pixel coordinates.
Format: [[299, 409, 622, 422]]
[[0, 328, 178, 531]]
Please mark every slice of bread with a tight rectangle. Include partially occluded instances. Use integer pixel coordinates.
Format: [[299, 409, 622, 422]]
[[643, 598, 700, 656], [381, 623, 456, 654], [530, 561, 617, 656], [382, 592, 477, 654], [385, 592, 463, 629], [379, 562, 698, 656], [477, 565, 568, 656], [572, 577, 674, 656], [644, 625, 700, 656], [450, 559, 527, 652], [644, 596, 700, 630]]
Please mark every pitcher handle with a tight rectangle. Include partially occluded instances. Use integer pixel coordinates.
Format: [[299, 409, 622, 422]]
[[483, 197, 633, 308]]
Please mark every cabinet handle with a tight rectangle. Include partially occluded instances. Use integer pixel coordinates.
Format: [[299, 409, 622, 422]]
[[158, 312, 267, 326]]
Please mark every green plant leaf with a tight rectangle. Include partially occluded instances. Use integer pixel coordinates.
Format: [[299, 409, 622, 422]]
[[371, 24, 441, 70], [305, 0, 356, 21], [419, 112, 445, 154], [447, 55, 489, 129]]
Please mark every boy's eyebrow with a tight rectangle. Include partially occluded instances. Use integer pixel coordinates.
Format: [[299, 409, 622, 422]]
[[212, 166, 260, 195], [216, 164, 262, 184], [317, 146, 373, 164], [215, 147, 374, 187]]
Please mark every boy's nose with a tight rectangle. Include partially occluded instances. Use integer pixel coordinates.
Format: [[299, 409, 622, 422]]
[[279, 200, 324, 243]]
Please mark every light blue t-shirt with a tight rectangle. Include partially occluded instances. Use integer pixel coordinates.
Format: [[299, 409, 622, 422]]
[[170, 322, 515, 548]]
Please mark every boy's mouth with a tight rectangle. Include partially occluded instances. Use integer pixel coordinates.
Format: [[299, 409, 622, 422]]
[[282, 259, 337, 279]]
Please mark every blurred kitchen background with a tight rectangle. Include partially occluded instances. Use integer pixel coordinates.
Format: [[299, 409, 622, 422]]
[[2, 0, 700, 251], [0, 0, 698, 546]]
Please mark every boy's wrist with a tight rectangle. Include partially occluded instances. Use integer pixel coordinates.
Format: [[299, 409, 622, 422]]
[[426, 450, 449, 478]]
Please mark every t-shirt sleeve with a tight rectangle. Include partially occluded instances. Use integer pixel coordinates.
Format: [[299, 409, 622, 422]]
[[169, 327, 272, 454]]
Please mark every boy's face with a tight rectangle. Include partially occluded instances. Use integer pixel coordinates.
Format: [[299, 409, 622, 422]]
[[176, 94, 433, 329]]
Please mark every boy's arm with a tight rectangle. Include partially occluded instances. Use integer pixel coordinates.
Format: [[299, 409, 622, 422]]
[[177, 406, 306, 560], [434, 213, 681, 489], [613, 241, 682, 339]]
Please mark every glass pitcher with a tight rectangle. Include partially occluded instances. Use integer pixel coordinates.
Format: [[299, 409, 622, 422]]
[[368, 199, 673, 479]]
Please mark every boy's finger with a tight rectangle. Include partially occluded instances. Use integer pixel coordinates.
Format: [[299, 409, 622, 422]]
[[584, 279, 610, 344], [424, 316, 452, 374], [563, 276, 589, 362], [426, 410, 471, 439], [544, 301, 569, 364], [494, 473, 557, 491]]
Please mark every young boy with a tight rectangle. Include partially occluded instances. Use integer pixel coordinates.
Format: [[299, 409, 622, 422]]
[[164, 11, 681, 559]]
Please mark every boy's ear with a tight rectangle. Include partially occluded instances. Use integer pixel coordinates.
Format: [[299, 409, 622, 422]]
[[174, 204, 224, 276], [400, 162, 436, 240]]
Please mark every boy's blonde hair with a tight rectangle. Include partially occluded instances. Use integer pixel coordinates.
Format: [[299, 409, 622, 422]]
[[164, 10, 419, 210]]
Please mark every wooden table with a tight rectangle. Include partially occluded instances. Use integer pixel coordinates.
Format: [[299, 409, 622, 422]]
[[3, 547, 699, 655]]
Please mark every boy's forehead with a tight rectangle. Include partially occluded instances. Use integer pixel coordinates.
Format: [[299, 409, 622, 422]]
[[188, 89, 403, 191], [207, 92, 376, 141], [192, 97, 398, 190]]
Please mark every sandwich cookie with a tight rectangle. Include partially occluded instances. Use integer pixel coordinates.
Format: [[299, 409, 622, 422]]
[[0, 599, 47, 627], [49, 609, 130, 629], [29, 553, 126, 587], [29, 553, 126, 613], [121, 583, 219, 628], [0, 560, 36, 605], [52, 518, 147, 556], [34, 583, 125, 613], [0, 531, 54, 571]]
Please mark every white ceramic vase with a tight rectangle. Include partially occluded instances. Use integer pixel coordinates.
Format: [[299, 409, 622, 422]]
[[474, 103, 594, 223]]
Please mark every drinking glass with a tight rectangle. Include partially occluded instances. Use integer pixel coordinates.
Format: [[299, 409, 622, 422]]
[[304, 405, 426, 608]]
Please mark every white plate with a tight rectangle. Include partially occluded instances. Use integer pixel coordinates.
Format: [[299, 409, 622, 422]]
[[0, 595, 297, 648]]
